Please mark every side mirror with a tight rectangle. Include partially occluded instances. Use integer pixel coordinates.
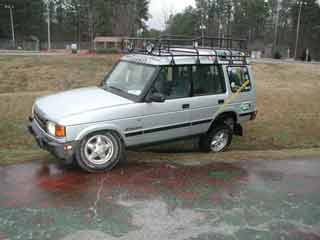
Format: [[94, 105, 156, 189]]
[[148, 93, 166, 103]]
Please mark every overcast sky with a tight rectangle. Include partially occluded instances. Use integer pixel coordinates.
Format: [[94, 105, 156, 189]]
[[147, 0, 195, 30]]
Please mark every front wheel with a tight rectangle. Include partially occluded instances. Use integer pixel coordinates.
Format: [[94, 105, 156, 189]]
[[199, 124, 233, 153], [76, 131, 124, 173]]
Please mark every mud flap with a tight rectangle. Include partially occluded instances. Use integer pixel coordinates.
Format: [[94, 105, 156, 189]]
[[234, 124, 243, 136]]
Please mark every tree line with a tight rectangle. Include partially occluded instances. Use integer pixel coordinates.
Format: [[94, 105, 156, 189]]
[[165, 0, 320, 60], [0, 0, 319, 59], [0, 0, 149, 49]]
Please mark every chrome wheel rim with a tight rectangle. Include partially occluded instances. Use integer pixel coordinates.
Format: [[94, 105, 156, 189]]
[[210, 130, 229, 152], [84, 135, 114, 165]]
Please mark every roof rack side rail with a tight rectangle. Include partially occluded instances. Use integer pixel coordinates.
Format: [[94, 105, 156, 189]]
[[169, 51, 175, 65]]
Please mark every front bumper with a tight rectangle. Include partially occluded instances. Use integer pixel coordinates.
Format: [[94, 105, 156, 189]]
[[28, 118, 77, 164]]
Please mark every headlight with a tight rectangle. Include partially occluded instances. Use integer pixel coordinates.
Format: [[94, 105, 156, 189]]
[[46, 121, 66, 137], [47, 121, 56, 136]]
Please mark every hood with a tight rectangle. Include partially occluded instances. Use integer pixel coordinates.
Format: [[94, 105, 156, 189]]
[[35, 87, 133, 121]]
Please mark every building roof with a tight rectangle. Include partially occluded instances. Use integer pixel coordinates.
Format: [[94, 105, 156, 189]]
[[94, 37, 128, 43]]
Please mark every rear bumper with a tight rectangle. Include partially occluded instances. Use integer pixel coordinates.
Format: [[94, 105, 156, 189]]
[[239, 111, 258, 122], [28, 118, 77, 164]]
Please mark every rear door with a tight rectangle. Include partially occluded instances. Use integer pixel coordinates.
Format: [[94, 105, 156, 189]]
[[142, 65, 192, 144], [189, 64, 228, 135], [227, 65, 256, 122]]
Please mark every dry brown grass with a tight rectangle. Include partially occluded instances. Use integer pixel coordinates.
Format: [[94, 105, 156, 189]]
[[0, 55, 119, 93], [244, 63, 320, 150], [0, 55, 319, 164]]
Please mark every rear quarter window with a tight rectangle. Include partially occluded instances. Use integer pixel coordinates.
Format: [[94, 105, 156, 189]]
[[227, 66, 252, 93]]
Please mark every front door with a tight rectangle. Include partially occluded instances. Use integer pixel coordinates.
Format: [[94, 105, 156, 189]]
[[142, 65, 192, 144]]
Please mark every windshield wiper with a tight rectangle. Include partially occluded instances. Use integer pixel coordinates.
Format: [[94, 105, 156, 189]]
[[108, 86, 125, 93]]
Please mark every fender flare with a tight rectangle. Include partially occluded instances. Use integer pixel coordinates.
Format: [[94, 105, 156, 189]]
[[209, 111, 238, 132], [75, 124, 127, 145]]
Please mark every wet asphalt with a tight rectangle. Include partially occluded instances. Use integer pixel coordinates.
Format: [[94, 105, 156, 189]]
[[0, 158, 320, 240]]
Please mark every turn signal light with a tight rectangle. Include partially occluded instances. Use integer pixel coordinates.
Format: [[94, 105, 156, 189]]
[[55, 125, 66, 137]]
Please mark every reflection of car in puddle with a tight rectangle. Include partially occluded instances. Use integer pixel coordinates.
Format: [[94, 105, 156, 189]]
[[0, 161, 248, 208]]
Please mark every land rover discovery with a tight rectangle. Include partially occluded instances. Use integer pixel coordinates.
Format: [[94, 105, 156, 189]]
[[28, 37, 257, 172]]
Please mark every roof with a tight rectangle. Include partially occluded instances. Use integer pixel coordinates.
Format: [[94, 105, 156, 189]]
[[94, 37, 128, 43]]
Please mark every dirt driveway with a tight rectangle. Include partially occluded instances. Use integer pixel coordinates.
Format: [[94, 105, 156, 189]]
[[0, 158, 320, 240]]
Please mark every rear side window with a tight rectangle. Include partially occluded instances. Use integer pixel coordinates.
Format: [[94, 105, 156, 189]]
[[192, 65, 226, 96], [227, 66, 252, 92], [152, 66, 191, 99]]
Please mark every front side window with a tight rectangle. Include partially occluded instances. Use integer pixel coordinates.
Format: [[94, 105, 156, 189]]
[[227, 66, 252, 92], [152, 66, 191, 99], [104, 61, 157, 97], [192, 65, 226, 96]]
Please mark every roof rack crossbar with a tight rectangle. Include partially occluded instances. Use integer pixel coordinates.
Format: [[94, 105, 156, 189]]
[[226, 48, 234, 65], [130, 48, 248, 58], [193, 46, 201, 65]]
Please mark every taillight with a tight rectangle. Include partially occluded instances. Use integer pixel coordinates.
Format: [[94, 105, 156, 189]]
[[251, 111, 258, 120]]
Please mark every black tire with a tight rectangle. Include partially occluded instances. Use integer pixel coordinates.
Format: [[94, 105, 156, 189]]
[[199, 123, 233, 153], [76, 131, 124, 173]]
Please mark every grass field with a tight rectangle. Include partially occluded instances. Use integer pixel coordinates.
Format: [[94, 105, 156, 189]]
[[0, 55, 319, 165]]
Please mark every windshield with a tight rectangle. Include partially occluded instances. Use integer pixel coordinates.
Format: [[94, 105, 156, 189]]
[[103, 61, 157, 97]]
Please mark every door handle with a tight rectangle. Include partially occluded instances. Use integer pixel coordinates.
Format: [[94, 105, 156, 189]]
[[218, 99, 225, 105], [182, 104, 190, 109]]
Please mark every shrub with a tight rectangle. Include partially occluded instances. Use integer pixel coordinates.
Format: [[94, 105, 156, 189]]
[[301, 49, 312, 62], [273, 51, 282, 59]]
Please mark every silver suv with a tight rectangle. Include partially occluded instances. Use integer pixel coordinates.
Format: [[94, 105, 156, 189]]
[[28, 37, 257, 172]]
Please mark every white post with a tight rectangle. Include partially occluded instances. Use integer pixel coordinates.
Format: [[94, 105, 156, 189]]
[[294, 1, 303, 60], [200, 24, 206, 47], [201, 26, 204, 47], [218, 23, 223, 47], [306, 48, 309, 61], [4, 5, 15, 48], [47, 1, 51, 51], [9, 6, 15, 48], [273, 0, 281, 51]]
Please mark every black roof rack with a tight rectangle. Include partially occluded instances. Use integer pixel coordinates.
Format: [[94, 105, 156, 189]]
[[121, 36, 249, 65]]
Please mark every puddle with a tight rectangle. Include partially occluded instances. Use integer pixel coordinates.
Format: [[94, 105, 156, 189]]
[[0, 159, 319, 239]]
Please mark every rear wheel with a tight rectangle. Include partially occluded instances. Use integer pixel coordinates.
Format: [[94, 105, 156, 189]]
[[199, 123, 233, 153], [76, 131, 124, 173]]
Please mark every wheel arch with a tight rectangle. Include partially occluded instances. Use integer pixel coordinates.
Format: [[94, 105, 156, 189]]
[[209, 111, 238, 132], [75, 124, 126, 145]]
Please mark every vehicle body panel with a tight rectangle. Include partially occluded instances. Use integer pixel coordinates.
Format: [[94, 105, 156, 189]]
[[140, 98, 191, 144], [36, 87, 132, 122]]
